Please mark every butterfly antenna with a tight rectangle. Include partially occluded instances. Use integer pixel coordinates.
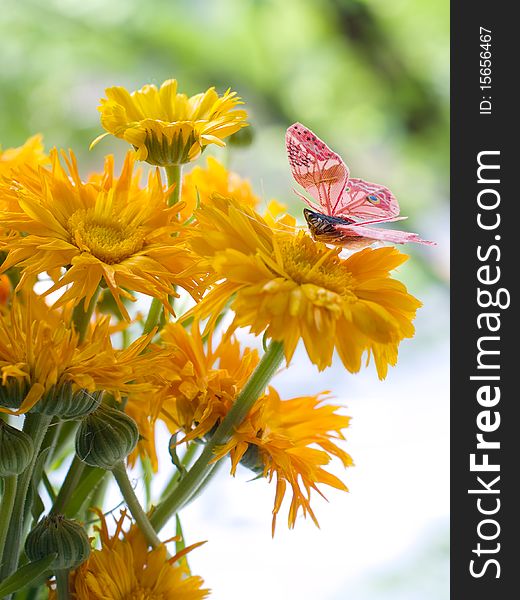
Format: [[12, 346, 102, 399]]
[[233, 205, 307, 236]]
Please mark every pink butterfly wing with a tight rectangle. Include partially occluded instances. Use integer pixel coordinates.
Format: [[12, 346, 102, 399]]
[[286, 123, 349, 216], [335, 177, 400, 221], [287, 123, 435, 247], [335, 222, 435, 246]]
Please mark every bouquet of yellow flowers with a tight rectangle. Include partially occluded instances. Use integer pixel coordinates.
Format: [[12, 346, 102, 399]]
[[0, 78, 426, 599]]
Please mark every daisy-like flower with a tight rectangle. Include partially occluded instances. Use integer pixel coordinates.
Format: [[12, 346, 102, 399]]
[[186, 196, 422, 377], [126, 321, 259, 470], [0, 134, 48, 177], [0, 300, 155, 415], [214, 387, 352, 534], [92, 79, 248, 166], [181, 156, 260, 220], [52, 510, 209, 600], [0, 150, 207, 319]]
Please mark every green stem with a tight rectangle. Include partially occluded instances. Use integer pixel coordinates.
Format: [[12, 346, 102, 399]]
[[150, 340, 284, 531], [50, 455, 85, 516], [112, 462, 162, 549], [0, 475, 17, 568], [0, 413, 53, 580], [142, 297, 163, 335], [165, 164, 183, 206], [55, 569, 70, 600], [72, 287, 101, 343]]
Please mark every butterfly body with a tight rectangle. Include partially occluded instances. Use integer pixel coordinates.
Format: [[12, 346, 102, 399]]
[[303, 208, 354, 244], [286, 123, 434, 247]]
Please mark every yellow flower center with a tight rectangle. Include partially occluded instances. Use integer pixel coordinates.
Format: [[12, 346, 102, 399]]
[[277, 236, 355, 298], [68, 209, 145, 264]]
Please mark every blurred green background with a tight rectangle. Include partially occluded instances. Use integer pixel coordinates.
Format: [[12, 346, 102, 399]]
[[1, 1, 449, 599]]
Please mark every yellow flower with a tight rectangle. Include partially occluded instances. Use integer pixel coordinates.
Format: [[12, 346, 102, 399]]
[[0, 300, 155, 415], [187, 196, 422, 377], [0, 150, 207, 319], [53, 510, 209, 600], [92, 79, 248, 166], [214, 387, 352, 534], [181, 156, 260, 220], [0, 134, 48, 177], [0, 135, 49, 240], [126, 321, 259, 470]]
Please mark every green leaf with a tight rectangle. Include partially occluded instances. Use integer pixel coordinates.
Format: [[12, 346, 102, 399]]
[[0, 554, 57, 596], [64, 466, 106, 518], [41, 470, 57, 503], [175, 514, 191, 574]]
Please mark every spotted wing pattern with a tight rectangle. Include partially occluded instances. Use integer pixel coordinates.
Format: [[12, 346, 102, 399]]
[[336, 177, 400, 220], [286, 123, 349, 216], [286, 123, 400, 220]]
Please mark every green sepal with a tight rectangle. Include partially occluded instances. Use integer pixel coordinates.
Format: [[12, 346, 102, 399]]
[[25, 515, 91, 571], [0, 420, 34, 476]]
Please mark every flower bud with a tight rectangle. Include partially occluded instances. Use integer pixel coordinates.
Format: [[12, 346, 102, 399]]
[[75, 405, 139, 470], [238, 443, 265, 476], [31, 382, 102, 420], [227, 125, 254, 148], [25, 514, 91, 571], [0, 420, 34, 476]]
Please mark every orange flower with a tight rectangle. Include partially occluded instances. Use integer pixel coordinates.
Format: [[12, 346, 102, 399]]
[[126, 321, 259, 470], [52, 510, 209, 600], [214, 387, 352, 534], [0, 134, 48, 177], [181, 156, 260, 220], [0, 300, 156, 415], [186, 196, 422, 377], [0, 150, 207, 319]]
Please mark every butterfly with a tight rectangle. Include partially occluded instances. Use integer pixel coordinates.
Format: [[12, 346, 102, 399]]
[[286, 123, 434, 248]]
